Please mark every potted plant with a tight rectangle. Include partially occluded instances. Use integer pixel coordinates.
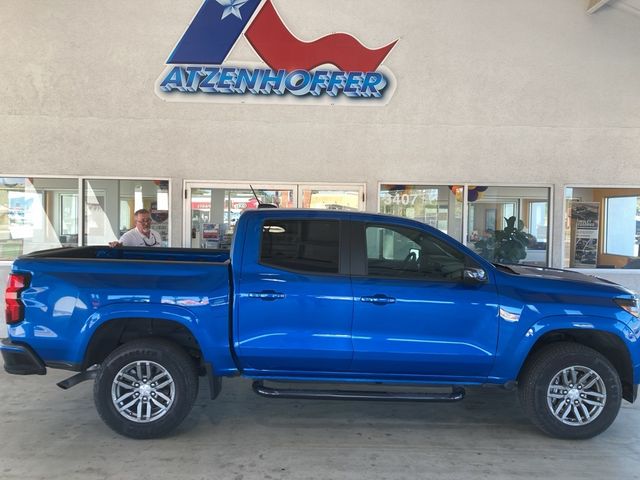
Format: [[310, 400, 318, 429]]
[[474, 216, 535, 264]]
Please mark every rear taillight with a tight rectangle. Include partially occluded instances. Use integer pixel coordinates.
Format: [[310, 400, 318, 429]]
[[5, 273, 30, 325]]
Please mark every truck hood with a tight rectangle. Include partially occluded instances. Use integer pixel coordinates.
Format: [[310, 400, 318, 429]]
[[495, 264, 631, 292]]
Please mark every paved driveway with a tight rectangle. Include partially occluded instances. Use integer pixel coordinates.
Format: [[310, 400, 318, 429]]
[[1, 361, 640, 480]]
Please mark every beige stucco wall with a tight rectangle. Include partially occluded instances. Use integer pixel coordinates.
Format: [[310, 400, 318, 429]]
[[0, 0, 639, 272]]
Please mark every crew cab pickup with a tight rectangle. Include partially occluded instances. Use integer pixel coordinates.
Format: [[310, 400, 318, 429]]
[[2, 209, 640, 439]]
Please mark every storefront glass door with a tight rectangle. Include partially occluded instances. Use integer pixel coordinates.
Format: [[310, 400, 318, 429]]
[[186, 184, 296, 249], [184, 182, 366, 249]]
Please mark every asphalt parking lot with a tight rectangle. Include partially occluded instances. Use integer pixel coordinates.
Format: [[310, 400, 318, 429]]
[[2, 324, 640, 480]]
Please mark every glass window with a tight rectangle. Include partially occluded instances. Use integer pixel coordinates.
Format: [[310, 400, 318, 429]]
[[260, 220, 340, 274], [84, 179, 169, 246], [605, 196, 639, 257], [379, 184, 550, 266], [468, 186, 550, 266], [300, 186, 364, 211], [0, 177, 79, 260], [190, 187, 295, 249], [565, 187, 640, 269], [379, 185, 463, 241], [365, 224, 465, 281]]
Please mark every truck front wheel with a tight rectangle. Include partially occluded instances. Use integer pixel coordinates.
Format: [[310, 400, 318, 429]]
[[519, 342, 622, 439], [93, 338, 199, 439]]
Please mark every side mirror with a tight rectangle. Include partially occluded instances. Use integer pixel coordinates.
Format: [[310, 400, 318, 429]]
[[463, 267, 488, 284]]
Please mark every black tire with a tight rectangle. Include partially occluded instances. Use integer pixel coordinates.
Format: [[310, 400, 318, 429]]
[[93, 338, 199, 439], [518, 342, 622, 439]]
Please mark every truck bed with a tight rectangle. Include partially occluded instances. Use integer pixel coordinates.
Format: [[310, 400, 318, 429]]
[[22, 246, 231, 264], [9, 246, 234, 373]]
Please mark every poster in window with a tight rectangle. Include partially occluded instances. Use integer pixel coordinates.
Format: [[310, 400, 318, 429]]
[[202, 223, 221, 249], [572, 202, 599, 267], [485, 208, 497, 231], [150, 201, 168, 245]]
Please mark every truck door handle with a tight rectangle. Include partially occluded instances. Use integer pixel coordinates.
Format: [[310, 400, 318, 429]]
[[360, 295, 396, 305], [248, 290, 286, 301]]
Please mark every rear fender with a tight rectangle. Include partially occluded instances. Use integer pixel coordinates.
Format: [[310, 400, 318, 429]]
[[74, 303, 236, 373]]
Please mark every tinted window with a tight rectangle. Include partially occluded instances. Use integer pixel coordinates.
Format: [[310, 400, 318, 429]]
[[366, 225, 466, 281], [261, 220, 340, 273]]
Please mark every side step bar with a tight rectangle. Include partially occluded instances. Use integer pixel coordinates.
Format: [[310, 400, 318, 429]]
[[252, 381, 465, 402], [57, 368, 99, 390]]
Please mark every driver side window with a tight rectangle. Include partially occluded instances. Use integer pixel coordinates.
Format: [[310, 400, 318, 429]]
[[365, 224, 466, 281]]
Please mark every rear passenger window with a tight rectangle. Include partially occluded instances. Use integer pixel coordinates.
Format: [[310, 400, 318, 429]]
[[261, 220, 340, 274]]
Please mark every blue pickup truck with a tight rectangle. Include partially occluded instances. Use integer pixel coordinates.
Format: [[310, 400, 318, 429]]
[[2, 209, 640, 439]]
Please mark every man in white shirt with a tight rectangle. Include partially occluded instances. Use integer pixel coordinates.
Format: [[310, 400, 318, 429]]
[[110, 209, 162, 247]]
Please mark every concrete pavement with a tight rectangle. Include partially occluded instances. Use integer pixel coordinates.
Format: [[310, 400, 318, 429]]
[[1, 358, 640, 480]]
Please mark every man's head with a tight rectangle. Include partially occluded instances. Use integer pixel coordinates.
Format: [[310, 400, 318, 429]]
[[134, 209, 152, 235]]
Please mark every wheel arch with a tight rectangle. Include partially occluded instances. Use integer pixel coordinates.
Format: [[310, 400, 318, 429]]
[[518, 328, 635, 403], [82, 317, 203, 372]]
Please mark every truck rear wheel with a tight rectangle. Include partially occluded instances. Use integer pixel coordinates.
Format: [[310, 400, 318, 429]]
[[93, 338, 199, 439], [519, 342, 622, 439]]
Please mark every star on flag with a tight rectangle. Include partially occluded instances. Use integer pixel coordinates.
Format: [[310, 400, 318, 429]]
[[216, 0, 249, 20]]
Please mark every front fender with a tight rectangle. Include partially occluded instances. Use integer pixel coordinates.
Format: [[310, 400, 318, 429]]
[[489, 315, 638, 383]]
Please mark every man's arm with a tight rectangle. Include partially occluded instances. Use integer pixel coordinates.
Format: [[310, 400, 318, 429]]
[[110, 230, 130, 248]]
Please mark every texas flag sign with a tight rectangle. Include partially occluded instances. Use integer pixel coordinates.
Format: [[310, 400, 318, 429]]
[[155, 0, 399, 106]]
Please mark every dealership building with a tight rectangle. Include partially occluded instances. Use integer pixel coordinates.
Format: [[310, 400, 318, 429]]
[[1, 0, 640, 290]]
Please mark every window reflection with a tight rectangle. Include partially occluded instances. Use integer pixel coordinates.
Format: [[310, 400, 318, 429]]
[[378, 184, 550, 266], [190, 188, 295, 249], [565, 187, 640, 269], [379, 185, 463, 241], [0, 177, 79, 260], [83, 179, 169, 246], [300, 188, 361, 211], [468, 186, 549, 266]]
